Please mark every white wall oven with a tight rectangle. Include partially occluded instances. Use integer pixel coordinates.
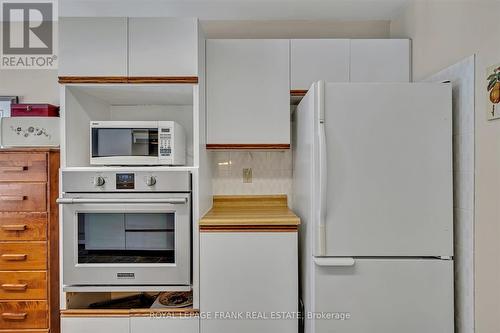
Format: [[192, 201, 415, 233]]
[[58, 169, 191, 287]]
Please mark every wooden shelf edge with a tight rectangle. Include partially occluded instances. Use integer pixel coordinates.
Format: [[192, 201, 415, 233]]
[[58, 76, 198, 84], [290, 89, 308, 97], [60, 308, 199, 318], [200, 225, 299, 232], [206, 144, 290, 150]]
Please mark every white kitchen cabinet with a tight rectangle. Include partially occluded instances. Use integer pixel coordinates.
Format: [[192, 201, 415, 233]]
[[291, 39, 350, 90], [61, 317, 129, 333], [206, 39, 290, 146], [350, 39, 411, 82], [59, 17, 128, 76], [128, 18, 199, 76], [200, 232, 298, 333], [130, 316, 199, 333]]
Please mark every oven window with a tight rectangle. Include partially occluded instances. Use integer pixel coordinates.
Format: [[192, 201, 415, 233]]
[[77, 213, 175, 264], [91, 128, 158, 157]]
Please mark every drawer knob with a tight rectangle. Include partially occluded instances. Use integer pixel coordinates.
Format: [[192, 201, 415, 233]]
[[1, 283, 28, 291], [1, 254, 27, 261], [0, 196, 25, 202], [1, 312, 27, 321], [0, 166, 27, 173], [1, 224, 27, 232]]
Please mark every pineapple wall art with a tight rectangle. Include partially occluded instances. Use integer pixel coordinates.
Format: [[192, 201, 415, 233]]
[[487, 63, 500, 120]]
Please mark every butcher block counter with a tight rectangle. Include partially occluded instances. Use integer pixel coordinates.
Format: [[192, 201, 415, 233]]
[[199, 195, 300, 232], [199, 194, 299, 333]]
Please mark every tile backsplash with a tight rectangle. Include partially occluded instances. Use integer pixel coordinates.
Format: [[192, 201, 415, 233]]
[[210, 151, 293, 202]]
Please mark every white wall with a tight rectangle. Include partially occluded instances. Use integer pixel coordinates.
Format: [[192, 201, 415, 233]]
[[0, 70, 59, 104], [391, 1, 500, 332], [201, 20, 389, 39]]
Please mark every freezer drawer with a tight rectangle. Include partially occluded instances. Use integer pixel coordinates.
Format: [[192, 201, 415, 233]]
[[312, 258, 454, 333]]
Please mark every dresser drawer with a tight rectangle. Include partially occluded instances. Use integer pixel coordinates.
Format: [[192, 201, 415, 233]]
[[0, 153, 47, 182], [0, 301, 48, 329], [0, 183, 46, 212], [0, 213, 47, 241], [0, 242, 46, 270], [0, 272, 47, 300]]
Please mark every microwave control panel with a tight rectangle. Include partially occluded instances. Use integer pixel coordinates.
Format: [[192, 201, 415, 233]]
[[159, 127, 172, 158]]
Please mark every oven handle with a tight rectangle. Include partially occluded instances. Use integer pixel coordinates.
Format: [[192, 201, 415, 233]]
[[56, 198, 188, 204]]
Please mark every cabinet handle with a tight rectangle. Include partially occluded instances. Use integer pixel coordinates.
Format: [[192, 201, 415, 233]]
[[1, 312, 27, 321], [0, 224, 27, 232], [1, 283, 28, 291], [1, 254, 27, 261], [0, 166, 27, 173], [0, 196, 25, 202]]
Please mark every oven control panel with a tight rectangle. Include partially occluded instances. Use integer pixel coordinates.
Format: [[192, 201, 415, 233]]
[[62, 170, 191, 193], [116, 173, 135, 190]]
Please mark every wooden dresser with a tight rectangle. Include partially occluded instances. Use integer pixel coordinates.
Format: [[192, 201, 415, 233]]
[[0, 148, 59, 333]]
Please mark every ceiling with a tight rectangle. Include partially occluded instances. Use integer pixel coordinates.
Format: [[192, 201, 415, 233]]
[[60, 0, 411, 20]]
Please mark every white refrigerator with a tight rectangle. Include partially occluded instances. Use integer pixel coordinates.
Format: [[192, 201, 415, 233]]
[[292, 82, 454, 333]]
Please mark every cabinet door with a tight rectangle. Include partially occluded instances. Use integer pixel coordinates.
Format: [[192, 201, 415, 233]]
[[207, 40, 290, 145], [59, 18, 127, 76], [128, 18, 198, 76], [200, 232, 298, 333], [61, 317, 129, 333], [350, 39, 411, 82], [130, 316, 198, 333], [291, 39, 349, 90]]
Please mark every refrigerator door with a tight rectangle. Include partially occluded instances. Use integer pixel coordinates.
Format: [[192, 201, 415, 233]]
[[292, 85, 320, 333], [319, 83, 452, 257], [312, 258, 454, 333]]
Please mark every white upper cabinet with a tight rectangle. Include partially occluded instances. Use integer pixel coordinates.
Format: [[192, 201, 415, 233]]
[[128, 18, 199, 76], [350, 39, 411, 82], [206, 39, 290, 146], [59, 17, 128, 76], [290, 39, 350, 90]]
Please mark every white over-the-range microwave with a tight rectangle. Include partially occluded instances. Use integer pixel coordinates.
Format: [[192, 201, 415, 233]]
[[90, 121, 186, 166]]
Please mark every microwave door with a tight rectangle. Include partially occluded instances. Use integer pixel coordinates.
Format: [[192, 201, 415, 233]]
[[131, 129, 158, 157]]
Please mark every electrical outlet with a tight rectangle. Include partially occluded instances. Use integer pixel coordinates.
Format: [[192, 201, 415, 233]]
[[243, 168, 252, 183]]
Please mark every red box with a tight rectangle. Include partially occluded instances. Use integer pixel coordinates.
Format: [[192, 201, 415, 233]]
[[10, 104, 59, 117]]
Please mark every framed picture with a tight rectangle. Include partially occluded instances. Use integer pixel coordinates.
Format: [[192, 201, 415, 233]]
[[0, 96, 19, 118], [486, 64, 500, 120]]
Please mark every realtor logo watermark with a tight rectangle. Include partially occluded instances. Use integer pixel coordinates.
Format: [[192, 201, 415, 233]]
[[1, 0, 57, 69]]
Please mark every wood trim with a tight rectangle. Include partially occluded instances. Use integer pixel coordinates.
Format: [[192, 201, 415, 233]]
[[290, 89, 308, 96], [58, 77, 127, 84], [206, 144, 290, 150], [60, 309, 130, 318], [0, 329, 49, 333], [127, 77, 198, 84], [58, 76, 198, 84], [47, 151, 60, 333], [0, 148, 59, 153], [60, 308, 199, 318], [200, 225, 298, 232]]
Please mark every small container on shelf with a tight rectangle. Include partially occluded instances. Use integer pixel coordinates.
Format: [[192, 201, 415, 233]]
[[11, 104, 59, 117]]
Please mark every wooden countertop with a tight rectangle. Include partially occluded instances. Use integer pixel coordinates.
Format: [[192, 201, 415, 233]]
[[200, 195, 300, 232]]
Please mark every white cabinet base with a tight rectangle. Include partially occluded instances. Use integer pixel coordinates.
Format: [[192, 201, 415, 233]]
[[61, 317, 129, 333]]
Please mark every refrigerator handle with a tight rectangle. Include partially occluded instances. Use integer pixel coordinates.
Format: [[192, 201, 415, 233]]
[[316, 80, 327, 256], [313, 257, 355, 267]]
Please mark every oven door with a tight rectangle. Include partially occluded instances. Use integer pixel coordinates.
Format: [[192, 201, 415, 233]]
[[60, 193, 190, 286]]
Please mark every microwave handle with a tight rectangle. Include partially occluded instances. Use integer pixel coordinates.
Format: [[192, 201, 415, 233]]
[[56, 198, 188, 205]]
